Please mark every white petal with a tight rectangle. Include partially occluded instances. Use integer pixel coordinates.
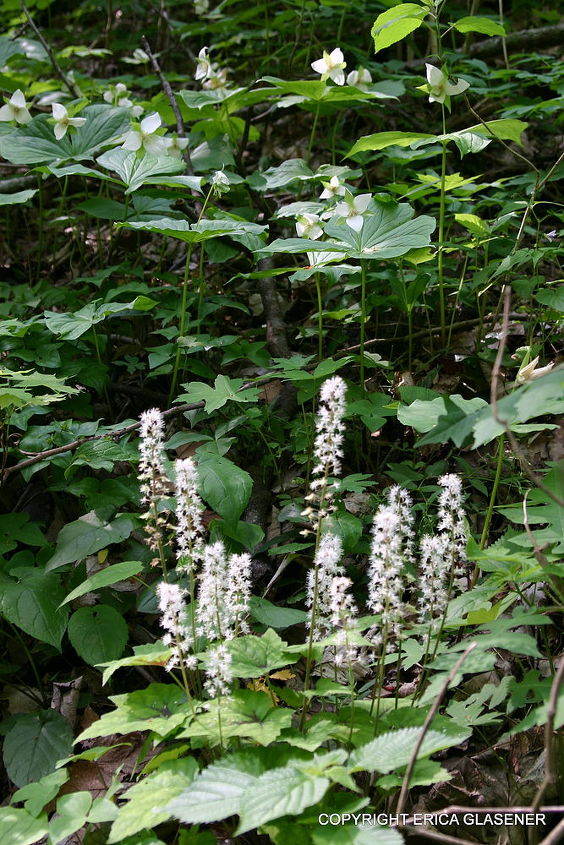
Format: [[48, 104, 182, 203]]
[[310, 225, 323, 240], [11, 90, 27, 108], [330, 69, 345, 86], [296, 221, 305, 237], [118, 97, 133, 108], [17, 108, 32, 124], [122, 131, 142, 150], [198, 47, 208, 60], [347, 215, 364, 232], [103, 90, 113, 103], [354, 194, 371, 213], [144, 135, 167, 154], [140, 112, 161, 134], [347, 71, 358, 86], [52, 103, 67, 120], [69, 117, 86, 127], [130, 105, 144, 118], [311, 58, 328, 75], [329, 48, 344, 65], [54, 122, 67, 140], [446, 78, 470, 96], [115, 82, 127, 94], [428, 91, 445, 104], [334, 201, 348, 217], [426, 63, 444, 88], [0, 104, 15, 121]]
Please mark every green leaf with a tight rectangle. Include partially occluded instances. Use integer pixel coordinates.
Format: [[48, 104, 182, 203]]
[[249, 596, 308, 629], [236, 765, 330, 834], [398, 394, 487, 433], [453, 16, 506, 36], [228, 629, 298, 678], [96, 148, 185, 194], [49, 791, 93, 844], [3, 710, 74, 787], [1, 570, 68, 649], [46, 510, 135, 571], [117, 216, 267, 244], [348, 131, 434, 156], [196, 454, 252, 526], [108, 759, 198, 843], [0, 189, 37, 206], [312, 825, 404, 845], [348, 727, 470, 773], [371, 4, 427, 53], [177, 375, 259, 413], [68, 605, 129, 665], [12, 770, 69, 818], [98, 644, 172, 686], [0, 807, 48, 845], [179, 690, 293, 746], [75, 684, 192, 742], [44, 296, 156, 340], [60, 560, 144, 606]]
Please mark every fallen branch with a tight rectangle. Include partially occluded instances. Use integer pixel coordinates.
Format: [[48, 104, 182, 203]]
[[21, 2, 81, 99], [532, 656, 564, 813]]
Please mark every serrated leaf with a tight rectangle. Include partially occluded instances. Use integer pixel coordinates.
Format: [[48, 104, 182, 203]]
[[46, 511, 135, 571], [228, 629, 298, 678], [312, 824, 404, 845], [179, 690, 293, 746], [60, 560, 143, 606], [68, 604, 129, 666], [348, 727, 469, 773], [177, 375, 259, 413], [371, 4, 427, 53], [3, 710, 74, 787], [236, 765, 329, 834]]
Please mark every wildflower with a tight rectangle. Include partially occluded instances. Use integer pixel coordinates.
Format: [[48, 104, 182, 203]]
[[197, 542, 252, 641], [0, 89, 31, 124], [104, 82, 132, 108], [330, 575, 359, 666], [194, 0, 209, 13], [306, 533, 344, 640], [174, 458, 205, 573], [195, 47, 212, 81], [210, 169, 230, 196], [417, 534, 450, 622], [346, 67, 372, 91], [386, 485, 415, 566], [296, 212, 323, 239], [319, 175, 345, 200], [437, 474, 467, 577], [309, 376, 347, 521], [516, 356, 554, 384], [204, 643, 233, 697], [165, 135, 189, 158], [51, 103, 86, 140], [311, 48, 346, 86], [138, 408, 169, 564], [367, 504, 406, 641], [157, 582, 191, 670], [334, 191, 371, 232], [226, 552, 252, 635], [203, 67, 228, 91], [130, 48, 149, 64], [425, 63, 469, 105], [121, 112, 167, 154]]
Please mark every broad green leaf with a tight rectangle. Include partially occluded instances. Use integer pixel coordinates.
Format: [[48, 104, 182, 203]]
[[117, 216, 267, 244], [108, 758, 198, 843], [68, 605, 129, 665], [227, 629, 298, 678], [46, 511, 135, 571], [348, 727, 470, 773], [12, 770, 69, 818], [44, 296, 156, 340], [0, 189, 37, 206], [96, 148, 184, 194], [247, 158, 315, 191], [196, 454, 252, 526], [398, 394, 487, 433], [1, 570, 68, 649], [0, 106, 129, 165], [236, 765, 330, 834], [348, 131, 435, 156], [453, 16, 506, 36], [179, 690, 293, 746], [0, 512, 45, 554], [3, 710, 74, 787], [75, 684, 193, 742], [536, 288, 564, 312], [313, 825, 404, 845], [371, 4, 427, 53], [176, 375, 259, 413], [49, 791, 92, 844], [0, 807, 48, 845], [249, 596, 308, 629], [60, 560, 144, 606]]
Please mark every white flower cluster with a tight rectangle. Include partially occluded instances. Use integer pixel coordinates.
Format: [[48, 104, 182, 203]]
[[306, 533, 344, 640], [305, 375, 347, 523], [330, 575, 359, 667], [204, 642, 233, 697], [103, 81, 143, 116], [417, 534, 449, 622], [197, 541, 252, 641], [138, 408, 169, 563], [437, 473, 467, 576], [156, 582, 196, 671], [174, 457, 205, 573]]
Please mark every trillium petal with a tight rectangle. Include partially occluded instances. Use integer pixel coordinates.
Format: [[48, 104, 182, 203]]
[[54, 122, 67, 140], [311, 58, 328, 75], [68, 117, 86, 128], [144, 135, 167, 155], [122, 131, 142, 150], [446, 78, 470, 96], [354, 194, 372, 213], [141, 112, 161, 134], [331, 69, 345, 86], [426, 63, 444, 88], [11, 90, 27, 108], [347, 214, 364, 232], [329, 47, 344, 64], [17, 108, 32, 124], [0, 104, 14, 121], [103, 90, 113, 103], [52, 103, 67, 120]]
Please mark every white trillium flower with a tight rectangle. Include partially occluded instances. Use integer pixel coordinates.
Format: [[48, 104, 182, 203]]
[[164, 135, 189, 157], [121, 112, 166, 154], [296, 213, 323, 240], [334, 192, 371, 232], [195, 47, 212, 81], [210, 170, 230, 196], [425, 63, 469, 104], [320, 175, 346, 200], [51, 103, 86, 140], [516, 356, 554, 384], [194, 0, 209, 13], [203, 67, 228, 90], [311, 48, 346, 86], [103, 82, 134, 109], [346, 67, 372, 91], [0, 89, 32, 124]]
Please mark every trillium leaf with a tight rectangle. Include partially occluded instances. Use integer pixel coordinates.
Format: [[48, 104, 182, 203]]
[[117, 216, 267, 244], [96, 148, 184, 193]]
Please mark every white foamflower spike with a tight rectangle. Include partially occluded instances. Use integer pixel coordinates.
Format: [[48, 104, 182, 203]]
[[51, 103, 86, 139], [311, 47, 346, 86], [0, 89, 32, 124], [425, 63, 469, 104]]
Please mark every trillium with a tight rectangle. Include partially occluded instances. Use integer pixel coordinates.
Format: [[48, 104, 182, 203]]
[[210, 170, 230, 196], [203, 67, 228, 91], [516, 356, 554, 384], [164, 135, 189, 158], [121, 112, 166, 154], [425, 63, 469, 105], [195, 47, 212, 81], [346, 67, 372, 91], [51, 103, 86, 139], [311, 48, 346, 86], [320, 175, 345, 200], [334, 192, 371, 232], [296, 213, 323, 240], [0, 89, 32, 124]]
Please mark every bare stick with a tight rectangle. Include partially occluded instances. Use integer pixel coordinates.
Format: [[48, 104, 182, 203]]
[[538, 818, 564, 845], [532, 656, 564, 813], [21, 3, 81, 99], [140, 35, 194, 176], [396, 642, 477, 816]]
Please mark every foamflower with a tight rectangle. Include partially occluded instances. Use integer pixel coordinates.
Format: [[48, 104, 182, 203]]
[[0, 89, 32, 124], [296, 213, 323, 239], [425, 63, 469, 104], [121, 112, 167, 154], [311, 48, 346, 86], [346, 67, 372, 91], [51, 103, 86, 139], [334, 191, 371, 232]]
